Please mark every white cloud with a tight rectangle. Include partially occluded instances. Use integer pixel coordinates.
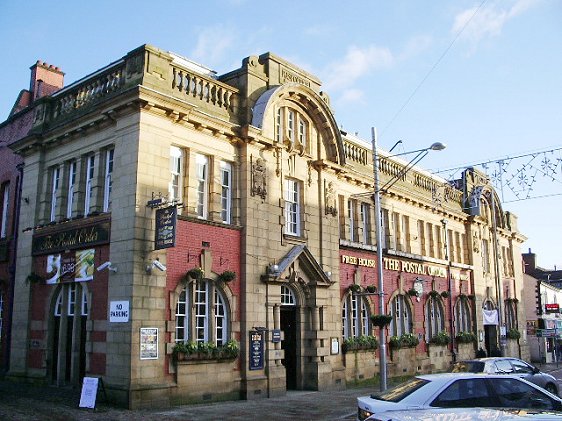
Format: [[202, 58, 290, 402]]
[[338, 88, 365, 104], [323, 45, 394, 92], [452, 0, 539, 48], [191, 25, 235, 68]]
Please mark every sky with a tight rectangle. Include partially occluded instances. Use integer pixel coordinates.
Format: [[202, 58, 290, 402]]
[[1, 0, 561, 268]]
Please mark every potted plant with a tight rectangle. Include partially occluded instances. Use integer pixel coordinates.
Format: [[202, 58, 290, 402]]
[[222, 339, 239, 359], [172, 342, 189, 361], [366, 285, 377, 293], [371, 314, 393, 328], [218, 270, 236, 283], [440, 291, 450, 298]]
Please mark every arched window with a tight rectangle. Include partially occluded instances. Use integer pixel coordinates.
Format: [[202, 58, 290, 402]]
[[175, 280, 229, 346], [426, 296, 445, 341], [275, 106, 310, 152], [389, 294, 412, 337], [455, 297, 472, 334], [281, 285, 296, 306], [342, 292, 370, 339]]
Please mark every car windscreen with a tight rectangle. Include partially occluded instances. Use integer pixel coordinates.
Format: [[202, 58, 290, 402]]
[[370, 377, 430, 402], [452, 361, 485, 373]]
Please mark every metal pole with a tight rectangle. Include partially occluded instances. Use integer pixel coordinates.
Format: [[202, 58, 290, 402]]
[[371, 127, 387, 391], [490, 191, 506, 356]]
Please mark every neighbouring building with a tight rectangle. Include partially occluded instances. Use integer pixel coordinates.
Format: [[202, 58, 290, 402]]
[[1, 45, 528, 409], [523, 250, 562, 363]]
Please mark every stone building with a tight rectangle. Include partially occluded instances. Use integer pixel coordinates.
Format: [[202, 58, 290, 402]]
[[1, 44, 528, 408]]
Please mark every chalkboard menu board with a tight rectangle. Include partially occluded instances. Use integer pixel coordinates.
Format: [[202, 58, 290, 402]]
[[249, 330, 264, 370], [155, 206, 177, 249]]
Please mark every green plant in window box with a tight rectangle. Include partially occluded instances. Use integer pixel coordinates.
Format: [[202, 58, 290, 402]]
[[218, 270, 236, 283], [222, 340, 239, 359], [506, 328, 521, 340], [390, 333, 419, 349], [342, 337, 357, 353], [370, 314, 393, 328], [430, 331, 450, 346], [455, 331, 477, 343]]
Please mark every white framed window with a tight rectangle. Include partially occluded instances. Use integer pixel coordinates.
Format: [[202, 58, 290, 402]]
[[50, 166, 61, 222], [455, 297, 472, 334], [84, 155, 95, 215], [281, 285, 296, 306], [505, 299, 517, 330], [175, 280, 229, 346], [103, 148, 114, 212], [0, 183, 9, 238], [196, 154, 209, 219], [298, 118, 308, 149], [284, 178, 300, 235], [275, 108, 283, 142], [220, 161, 232, 224], [287, 109, 295, 142], [66, 161, 77, 218], [426, 296, 445, 341], [342, 293, 370, 339], [169, 146, 183, 205], [390, 294, 412, 337], [54, 284, 88, 317]]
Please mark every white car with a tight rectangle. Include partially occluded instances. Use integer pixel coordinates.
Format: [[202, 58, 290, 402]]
[[366, 407, 562, 421], [357, 373, 562, 421]]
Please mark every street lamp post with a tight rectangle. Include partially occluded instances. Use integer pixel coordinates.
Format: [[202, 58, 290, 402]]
[[371, 127, 446, 392]]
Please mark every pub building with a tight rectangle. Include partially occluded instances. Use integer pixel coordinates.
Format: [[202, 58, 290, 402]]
[[0, 45, 527, 408]]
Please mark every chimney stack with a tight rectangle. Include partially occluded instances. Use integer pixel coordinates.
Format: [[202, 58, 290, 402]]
[[30, 60, 64, 101]]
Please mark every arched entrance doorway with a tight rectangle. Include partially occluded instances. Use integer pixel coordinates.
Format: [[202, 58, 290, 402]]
[[280, 285, 297, 390], [50, 283, 88, 386]]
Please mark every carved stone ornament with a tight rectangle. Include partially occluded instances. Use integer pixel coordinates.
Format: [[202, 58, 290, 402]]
[[472, 230, 480, 253], [251, 157, 267, 200], [325, 181, 337, 216]]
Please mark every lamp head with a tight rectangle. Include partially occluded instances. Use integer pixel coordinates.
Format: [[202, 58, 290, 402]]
[[429, 142, 446, 151]]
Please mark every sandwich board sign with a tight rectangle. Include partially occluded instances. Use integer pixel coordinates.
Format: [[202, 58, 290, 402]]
[[79, 377, 99, 409]]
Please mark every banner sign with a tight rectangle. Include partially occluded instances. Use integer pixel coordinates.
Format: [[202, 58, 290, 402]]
[[249, 330, 264, 370], [545, 303, 560, 313], [155, 206, 177, 250], [32, 220, 110, 256], [46, 249, 95, 284]]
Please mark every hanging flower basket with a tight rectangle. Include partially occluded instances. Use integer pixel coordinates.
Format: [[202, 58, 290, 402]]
[[371, 314, 393, 328], [349, 284, 361, 293], [506, 328, 521, 340], [428, 290, 440, 298], [187, 267, 204, 280], [440, 291, 450, 298], [366, 285, 377, 293], [26, 272, 44, 285], [407, 288, 419, 297], [218, 270, 236, 283]]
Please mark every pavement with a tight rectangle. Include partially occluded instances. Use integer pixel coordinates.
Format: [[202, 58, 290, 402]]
[[0, 363, 561, 421]]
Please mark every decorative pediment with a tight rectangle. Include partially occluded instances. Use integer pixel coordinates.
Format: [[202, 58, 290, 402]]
[[261, 245, 334, 290]]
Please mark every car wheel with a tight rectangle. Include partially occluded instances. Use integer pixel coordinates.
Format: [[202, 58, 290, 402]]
[[545, 383, 558, 395]]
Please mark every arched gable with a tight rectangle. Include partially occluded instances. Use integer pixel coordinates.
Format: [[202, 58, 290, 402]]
[[251, 83, 345, 165]]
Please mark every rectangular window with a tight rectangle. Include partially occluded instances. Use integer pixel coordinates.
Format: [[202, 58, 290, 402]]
[[455, 232, 462, 263], [482, 239, 490, 273], [401, 215, 410, 253], [348, 199, 356, 242], [276, 108, 283, 142], [298, 118, 308, 150], [418, 220, 426, 256], [194, 281, 208, 342], [381, 208, 390, 249], [287, 109, 295, 143], [196, 154, 209, 219], [169, 146, 183, 205], [0, 183, 9, 238], [220, 161, 232, 224], [361, 203, 371, 244], [66, 161, 77, 218], [284, 179, 300, 235], [50, 166, 60, 222], [427, 223, 435, 257], [84, 155, 95, 216], [103, 148, 114, 212]]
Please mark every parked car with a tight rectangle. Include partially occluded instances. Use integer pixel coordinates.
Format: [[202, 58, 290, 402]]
[[452, 357, 559, 396], [365, 407, 562, 421], [356, 373, 562, 421]]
